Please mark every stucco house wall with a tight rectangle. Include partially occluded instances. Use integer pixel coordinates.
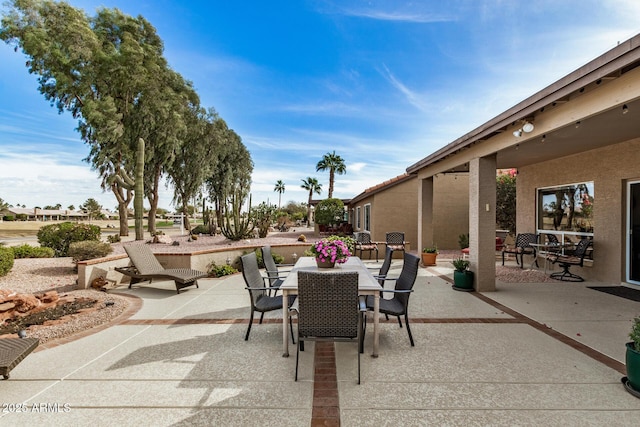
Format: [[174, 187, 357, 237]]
[[518, 137, 640, 283]]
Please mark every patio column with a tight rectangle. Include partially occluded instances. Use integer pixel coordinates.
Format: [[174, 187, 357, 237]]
[[469, 155, 496, 292], [417, 176, 434, 254]]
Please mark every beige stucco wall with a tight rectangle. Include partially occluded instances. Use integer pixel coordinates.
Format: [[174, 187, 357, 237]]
[[518, 137, 640, 283], [433, 173, 470, 249]]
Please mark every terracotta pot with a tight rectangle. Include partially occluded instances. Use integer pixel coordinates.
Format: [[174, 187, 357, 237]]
[[421, 252, 437, 266], [315, 258, 336, 268]]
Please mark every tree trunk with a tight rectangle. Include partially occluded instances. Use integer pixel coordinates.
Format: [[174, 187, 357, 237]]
[[328, 169, 335, 198], [146, 167, 161, 236], [111, 181, 131, 236], [134, 138, 145, 241]]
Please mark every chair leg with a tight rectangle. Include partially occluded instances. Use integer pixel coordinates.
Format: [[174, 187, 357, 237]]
[[357, 340, 361, 384], [397, 316, 403, 328], [289, 315, 295, 344], [502, 252, 506, 266], [405, 313, 415, 347], [295, 338, 301, 381], [259, 312, 265, 324], [245, 308, 255, 341]]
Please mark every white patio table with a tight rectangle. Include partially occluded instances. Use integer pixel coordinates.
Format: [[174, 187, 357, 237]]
[[279, 256, 383, 358]]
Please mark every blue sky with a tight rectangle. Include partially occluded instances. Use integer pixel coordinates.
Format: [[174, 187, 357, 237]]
[[1, 0, 638, 212]]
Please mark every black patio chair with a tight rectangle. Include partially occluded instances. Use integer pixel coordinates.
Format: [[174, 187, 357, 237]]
[[355, 231, 378, 261], [291, 271, 365, 384], [365, 252, 420, 346], [547, 238, 593, 282], [240, 252, 294, 342], [385, 232, 406, 255], [501, 233, 539, 269]]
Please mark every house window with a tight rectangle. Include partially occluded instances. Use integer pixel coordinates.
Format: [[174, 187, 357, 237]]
[[356, 206, 361, 229], [364, 204, 371, 231], [537, 181, 594, 235]]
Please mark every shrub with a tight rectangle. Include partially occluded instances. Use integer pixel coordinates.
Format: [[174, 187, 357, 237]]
[[208, 263, 238, 277], [107, 234, 121, 243], [254, 248, 284, 268], [314, 198, 345, 226], [191, 224, 211, 235], [2, 215, 14, 221], [0, 246, 14, 277], [11, 244, 55, 259], [68, 241, 113, 262], [37, 222, 101, 257], [298, 234, 306, 242]]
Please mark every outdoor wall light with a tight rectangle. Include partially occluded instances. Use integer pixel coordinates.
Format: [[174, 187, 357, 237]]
[[513, 129, 523, 137], [575, 121, 581, 128], [623, 104, 629, 114], [522, 121, 534, 133], [541, 134, 546, 143]]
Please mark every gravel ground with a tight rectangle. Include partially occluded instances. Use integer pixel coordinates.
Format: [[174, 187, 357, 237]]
[[0, 227, 319, 344]]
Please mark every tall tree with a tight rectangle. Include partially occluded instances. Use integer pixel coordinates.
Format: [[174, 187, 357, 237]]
[[274, 180, 285, 209], [316, 151, 346, 198], [80, 198, 103, 221], [300, 177, 322, 224], [1, 1, 176, 239], [166, 108, 220, 231]]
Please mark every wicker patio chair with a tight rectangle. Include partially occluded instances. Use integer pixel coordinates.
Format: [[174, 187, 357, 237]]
[[501, 233, 539, 269], [116, 244, 207, 293], [292, 271, 365, 384], [0, 337, 39, 380], [365, 252, 420, 346], [385, 232, 406, 255], [240, 252, 294, 342], [547, 238, 593, 282], [355, 231, 378, 261]]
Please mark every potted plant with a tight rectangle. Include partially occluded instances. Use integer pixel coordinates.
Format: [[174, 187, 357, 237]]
[[421, 245, 438, 266], [308, 236, 351, 268], [451, 257, 474, 291], [624, 316, 640, 397]]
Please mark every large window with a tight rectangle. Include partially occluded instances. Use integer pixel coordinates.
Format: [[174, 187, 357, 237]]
[[537, 181, 594, 235], [364, 204, 371, 231], [355, 206, 361, 229]]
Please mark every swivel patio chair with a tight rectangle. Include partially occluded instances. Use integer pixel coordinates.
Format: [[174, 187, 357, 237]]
[[291, 271, 365, 384], [240, 252, 294, 342], [355, 231, 378, 261], [501, 233, 539, 269], [365, 252, 420, 347], [116, 244, 208, 293], [547, 238, 593, 282], [385, 232, 406, 255]]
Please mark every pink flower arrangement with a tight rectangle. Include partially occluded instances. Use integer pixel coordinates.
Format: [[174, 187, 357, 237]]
[[311, 238, 351, 264]]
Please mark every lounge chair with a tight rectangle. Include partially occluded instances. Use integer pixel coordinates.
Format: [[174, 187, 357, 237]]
[[116, 244, 207, 293]]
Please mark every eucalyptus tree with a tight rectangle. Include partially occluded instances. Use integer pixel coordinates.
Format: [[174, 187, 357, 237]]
[[316, 151, 346, 198], [274, 180, 285, 209], [1, 1, 177, 239], [166, 107, 220, 231], [205, 122, 253, 228], [300, 177, 322, 223]]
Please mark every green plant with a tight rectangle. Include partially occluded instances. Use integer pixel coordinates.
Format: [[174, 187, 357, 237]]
[[451, 257, 470, 272], [107, 234, 121, 243], [314, 198, 345, 226], [630, 316, 640, 350], [0, 246, 14, 277], [68, 241, 113, 262], [3, 215, 15, 221], [11, 244, 55, 258], [458, 233, 469, 250], [37, 222, 101, 257], [208, 263, 238, 277], [423, 244, 438, 253], [190, 224, 210, 235], [251, 202, 278, 238], [254, 248, 284, 268]]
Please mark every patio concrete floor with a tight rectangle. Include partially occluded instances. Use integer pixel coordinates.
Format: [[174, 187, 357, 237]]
[[2, 258, 639, 426]]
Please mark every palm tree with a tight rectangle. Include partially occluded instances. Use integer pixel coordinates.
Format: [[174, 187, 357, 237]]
[[274, 180, 285, 209], [301, 177, 322, 224], [316, 151, 346, 198]]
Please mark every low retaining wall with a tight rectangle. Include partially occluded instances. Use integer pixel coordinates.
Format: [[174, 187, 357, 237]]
[[77, 242, 313, 289]]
